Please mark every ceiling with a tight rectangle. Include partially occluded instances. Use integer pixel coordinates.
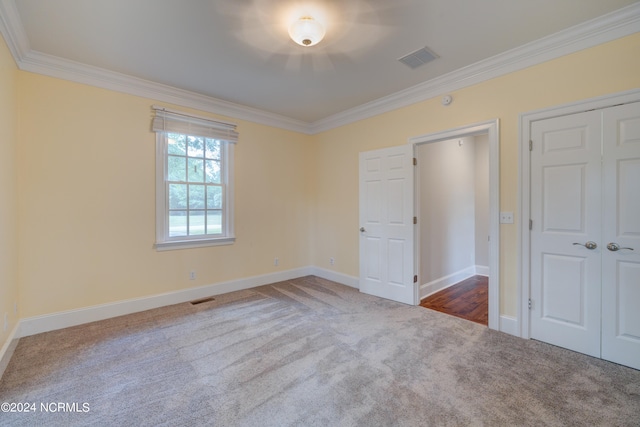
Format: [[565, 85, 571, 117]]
[[3, 0, 639, 126]]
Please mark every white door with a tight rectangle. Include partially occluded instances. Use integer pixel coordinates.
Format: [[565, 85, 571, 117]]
[[530, 110, 603, 358], [530, 102, 640, 370], [359, 145, 416, 305], [601, 103, 640, 369]]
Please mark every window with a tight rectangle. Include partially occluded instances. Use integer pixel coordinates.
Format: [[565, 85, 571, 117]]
[[152, 107, 237, 250]]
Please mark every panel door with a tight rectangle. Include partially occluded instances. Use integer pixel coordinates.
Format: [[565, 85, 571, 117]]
[[359, 145, 416, 305], [601, 102, 640, 370], [530, 110, 603, 357]]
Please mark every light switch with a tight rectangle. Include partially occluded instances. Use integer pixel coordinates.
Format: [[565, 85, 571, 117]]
[[500, 212, 514, 224]]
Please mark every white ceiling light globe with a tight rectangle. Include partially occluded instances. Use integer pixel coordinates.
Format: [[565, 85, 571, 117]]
[[289, 16, 325, 47]]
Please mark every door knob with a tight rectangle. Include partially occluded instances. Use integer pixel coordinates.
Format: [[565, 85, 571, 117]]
[[606, 243, 634, 252], [360, 227, 366, 232], [573, 241, 597, 250]]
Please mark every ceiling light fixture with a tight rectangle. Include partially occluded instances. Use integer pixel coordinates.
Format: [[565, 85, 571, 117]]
[[288, 16, 325, 47]]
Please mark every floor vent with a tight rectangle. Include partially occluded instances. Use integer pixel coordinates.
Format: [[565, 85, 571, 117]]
[[398, 46, 438, 69], [190, 297, 216, 305]]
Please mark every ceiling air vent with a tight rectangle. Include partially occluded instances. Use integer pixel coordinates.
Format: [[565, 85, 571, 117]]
[[398, 46, 438, 69]]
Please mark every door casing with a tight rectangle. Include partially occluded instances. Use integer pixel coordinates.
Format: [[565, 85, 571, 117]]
[[410, 120, 500, 331]]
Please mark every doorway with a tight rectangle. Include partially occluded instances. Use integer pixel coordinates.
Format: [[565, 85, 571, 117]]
[[357, 120, 499, 330], [416, 134, 490, 325], [410, 120, 500, 330]]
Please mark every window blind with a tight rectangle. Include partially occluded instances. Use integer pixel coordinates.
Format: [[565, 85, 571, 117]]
[[151, 106, 238, 143]]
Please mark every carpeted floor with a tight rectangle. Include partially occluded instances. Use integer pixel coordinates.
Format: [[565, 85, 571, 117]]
[[1, 276, 639, 426]]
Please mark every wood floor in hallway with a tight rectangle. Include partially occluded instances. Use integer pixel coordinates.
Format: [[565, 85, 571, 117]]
[[420, 275, 488, 326]]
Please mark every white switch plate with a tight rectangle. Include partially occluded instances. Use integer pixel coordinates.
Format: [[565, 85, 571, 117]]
[[500, 212, 514, 224]]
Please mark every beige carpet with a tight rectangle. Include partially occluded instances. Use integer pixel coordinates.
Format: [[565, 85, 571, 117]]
[[1, 276, 639, 426]]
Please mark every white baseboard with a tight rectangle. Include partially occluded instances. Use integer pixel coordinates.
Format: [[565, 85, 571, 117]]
[[0, 323, 20, 380], [419, 266, 477, 300], [4, 267, 523, 377], [475, 265, 489, 276], [310, 267, 359, 289], [19, 266, 315, 338], [499, 315, 519, 337]]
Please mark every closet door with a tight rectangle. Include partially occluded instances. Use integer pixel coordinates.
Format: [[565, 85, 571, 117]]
[[601, 102, 640, 370], [529, 110, 603, 358]]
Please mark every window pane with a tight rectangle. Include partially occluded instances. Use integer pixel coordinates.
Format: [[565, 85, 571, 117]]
[[168, 134, 186, 155], [205, 139, 220, 159], [189, 210, 205, 235], [169, 211, 187, 237], [168, 155, 186, 182], [159, 129, 232, 245], [169, 184, 187, 209], [207, 186, 222, 209], [188, 158, 204, 182], [189, 185, 205, 209], [187, 136, 204, 157], [207, 211, 222, 235], [206, 160, 220, 183]]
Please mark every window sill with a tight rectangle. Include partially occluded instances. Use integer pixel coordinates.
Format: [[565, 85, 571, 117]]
[[155, 236, 235, 251]]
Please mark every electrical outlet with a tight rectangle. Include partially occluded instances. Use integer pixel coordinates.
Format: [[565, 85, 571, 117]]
[[14, 302, 18, 315], [274, 257, 279, 266], [189, 271, 196, 280], [3, 313, 7, 332], [329, 257, 335, 266]]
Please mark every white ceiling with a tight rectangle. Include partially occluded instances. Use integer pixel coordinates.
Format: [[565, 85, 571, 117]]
[[3, 0, 639, 126]]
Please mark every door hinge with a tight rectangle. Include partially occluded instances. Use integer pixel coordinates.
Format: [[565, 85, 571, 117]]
[[414, 275, 418, 283], [529, 219, 533, 230], [528, 298, 532, 310], [529, 140, 533, 151], [413, 157, 417, 166], [413, 216, 417, 224]]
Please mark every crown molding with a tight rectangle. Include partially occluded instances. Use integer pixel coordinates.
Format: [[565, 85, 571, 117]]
[[0, 0, 28, 61], [1, 0, 638, 135], [18, 50, 311, 134], [309, 2, 640, 133], [0, 1, 310, 134]]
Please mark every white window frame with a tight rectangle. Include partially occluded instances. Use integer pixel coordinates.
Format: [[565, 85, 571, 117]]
[[153, 107, 236, 251]]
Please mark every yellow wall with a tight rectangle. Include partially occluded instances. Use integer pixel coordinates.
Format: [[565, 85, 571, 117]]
[[313, 33, 640, 316], [17, 73, 314, 318], [0, 34, 19, 349], [6, 31, 640, 323]]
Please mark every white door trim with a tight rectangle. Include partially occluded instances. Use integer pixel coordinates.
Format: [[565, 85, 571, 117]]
[[410, 119, 500, 331], [518, 88, 640, 339]]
